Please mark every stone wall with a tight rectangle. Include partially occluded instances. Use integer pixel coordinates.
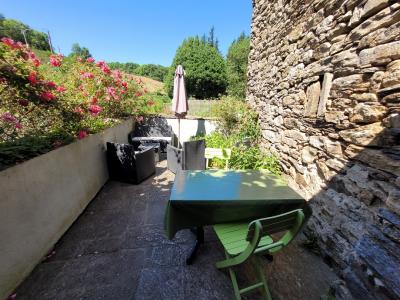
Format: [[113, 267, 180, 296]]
[[248, 0, 400, 298]]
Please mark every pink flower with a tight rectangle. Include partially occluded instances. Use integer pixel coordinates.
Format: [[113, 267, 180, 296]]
[[106, 87, 116, 98], [136, 116, 144, 123], [77, 57, 83, 62], [111, 70, 122, 79], [15, 122, 22, 129], [87, 57, 95, 63], [77, 130, 88, 139], [88, 104, 103, 116], [27, 71, 38, 85], [1, 37, 15, 47], [121, 81, 128, 88], [56, 86, 66, 93], [91, 97, 98, 104], [101, 65, 110, 74], [96, 61, 111, 74], [81, 72, 94, 79], [74, 107, 84, 115], [46, 81, 58, 90], [32, 58, 40, 67], [49, 54, 63, 67], [18, 99, 29, 106], [40, 91, 56, 102], [135, 91, 143, 98], [1, 112, 17, 123]]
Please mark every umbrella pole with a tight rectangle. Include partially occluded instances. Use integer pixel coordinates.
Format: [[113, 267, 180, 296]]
[[178, 118, 181, 149]]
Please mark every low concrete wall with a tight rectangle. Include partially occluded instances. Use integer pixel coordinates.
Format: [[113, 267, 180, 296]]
[[0, 118, 134, 299], [165, 117, 217, 143]]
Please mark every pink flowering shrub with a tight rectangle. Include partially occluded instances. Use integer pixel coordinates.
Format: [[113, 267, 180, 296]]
[[0, 37, 156, 168]]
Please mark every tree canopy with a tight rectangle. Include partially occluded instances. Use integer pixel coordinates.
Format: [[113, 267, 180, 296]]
[[165, 36, 227, 99], [0, 15, 51, 51], [70, 43, 91, 59], [226, 33, 250, 99]]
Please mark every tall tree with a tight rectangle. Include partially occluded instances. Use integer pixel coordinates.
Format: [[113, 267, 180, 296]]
[[0, 17, 51, 51], [226, 33, 250, 99], [165, 36, 227, 99], [70, 43, 92, 59]]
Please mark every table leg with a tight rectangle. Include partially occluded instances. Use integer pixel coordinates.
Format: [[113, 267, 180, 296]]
[[186, 226, 204, 265]]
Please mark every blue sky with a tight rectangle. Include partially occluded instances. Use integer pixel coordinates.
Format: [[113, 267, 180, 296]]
[[1, 1, 253, 66]]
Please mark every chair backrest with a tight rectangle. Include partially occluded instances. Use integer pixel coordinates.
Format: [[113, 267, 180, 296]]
[[246, 209, 305, 254], [183, 140, 206, 170], [205, 147, 232, 169]]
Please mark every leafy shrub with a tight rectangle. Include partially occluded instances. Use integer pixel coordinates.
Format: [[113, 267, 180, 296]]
[[191, 96, 281, 175], [0, 37, 152, 168], [226, 33, 250, 99], [211, 96, 260, 141], [165, 36, 227, 99]]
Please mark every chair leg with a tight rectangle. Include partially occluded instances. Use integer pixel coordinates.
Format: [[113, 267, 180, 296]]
[[228, 266, 241, 300], [253, 256, 272, 300]]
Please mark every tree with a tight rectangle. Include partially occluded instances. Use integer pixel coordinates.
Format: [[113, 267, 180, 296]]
[[165, 36, 227, 99], [0, 18, 51, 51], [226, 33, 250, 99], [135, 64, 168, 82], [207, 26, 219, 51], [70, 43, 91, 59]]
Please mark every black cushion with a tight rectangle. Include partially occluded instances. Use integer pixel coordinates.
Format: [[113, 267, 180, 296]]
[[106, 142, 155, 184]]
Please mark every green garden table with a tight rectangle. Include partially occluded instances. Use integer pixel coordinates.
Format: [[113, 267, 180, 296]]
[[164, 170, 311, 264]]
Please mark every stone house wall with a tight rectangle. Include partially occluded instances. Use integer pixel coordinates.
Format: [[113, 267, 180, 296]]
[[248, 0, 400, 298]]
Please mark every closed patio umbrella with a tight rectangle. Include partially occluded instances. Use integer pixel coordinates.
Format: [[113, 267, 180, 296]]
[[171, 65, 188, 148]]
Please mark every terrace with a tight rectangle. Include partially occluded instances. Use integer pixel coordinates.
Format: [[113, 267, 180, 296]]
[[14, 161, 338, 300]]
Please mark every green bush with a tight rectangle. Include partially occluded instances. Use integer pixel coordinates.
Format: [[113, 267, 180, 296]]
[[134, 64, 169, 82], [226, 33, 250, 99], [191, 96, 281, 174], [211, 96, 260, 141], [165, 36, 227, 99]]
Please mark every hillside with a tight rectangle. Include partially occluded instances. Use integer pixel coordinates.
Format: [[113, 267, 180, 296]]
[[132, 75, 166, 94]]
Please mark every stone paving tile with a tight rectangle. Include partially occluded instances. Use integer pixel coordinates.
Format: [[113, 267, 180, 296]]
[[134, 267, 185, 300], [14, 261, 66, 300], [14, 160, 339, 300]]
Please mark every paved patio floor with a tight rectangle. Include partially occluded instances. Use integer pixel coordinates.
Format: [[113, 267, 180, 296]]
[[15, 161, 339, 300]]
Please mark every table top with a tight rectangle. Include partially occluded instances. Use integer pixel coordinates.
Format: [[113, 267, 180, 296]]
[[170, 170, 303, 203]]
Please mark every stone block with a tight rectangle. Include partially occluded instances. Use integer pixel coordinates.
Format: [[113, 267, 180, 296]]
[[284, 130, 308, 142], [349, 93, 378, 102], [387, 189, 400, 214], [317, 73, 334, 117], [339, 122, 385, 146], [350, 103, 387, 123], [304, 81, 321, 117], [345, 145, 400, 176], [301, 146, 318, 164], [325, 111, 345, 123], [359, 41, 400, 66]]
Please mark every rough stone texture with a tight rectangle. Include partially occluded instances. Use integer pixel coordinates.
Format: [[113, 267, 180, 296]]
[[12, 161, 339, 300], [248, 0, 400, 299]]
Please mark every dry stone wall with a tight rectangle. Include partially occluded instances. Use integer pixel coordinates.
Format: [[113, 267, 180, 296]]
[[248, 0, 400, 298]]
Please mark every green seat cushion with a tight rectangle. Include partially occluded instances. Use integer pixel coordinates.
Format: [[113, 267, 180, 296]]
[[213, 222, 273, 256]]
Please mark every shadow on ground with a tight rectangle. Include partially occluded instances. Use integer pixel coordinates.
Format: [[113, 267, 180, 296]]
[[15, 161, 338, 300]]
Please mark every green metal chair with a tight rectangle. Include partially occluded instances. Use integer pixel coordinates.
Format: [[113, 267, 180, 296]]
[[205, 147, 232, 170], [213, 209, 305, 300]]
